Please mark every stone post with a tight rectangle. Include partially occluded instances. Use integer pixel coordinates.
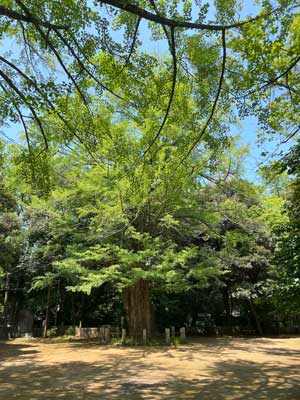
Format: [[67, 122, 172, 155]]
[[121, 328, 126, 343], [171, 326, 175, 337], [116, 326, 120, 338], [180, 327, 186, 340], [79, 320, 82, 338], [104, 327, 110, 344], [165, 328, 170, 344], [143, 328, 147, 343]]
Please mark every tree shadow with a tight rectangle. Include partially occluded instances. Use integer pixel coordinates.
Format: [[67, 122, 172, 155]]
[[1, 357, 299, 399], [1, 339, 300, 399], [0, 341, 39, 362]]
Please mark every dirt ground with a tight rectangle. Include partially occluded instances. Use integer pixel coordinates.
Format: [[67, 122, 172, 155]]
[[0, 336, 300, 399]]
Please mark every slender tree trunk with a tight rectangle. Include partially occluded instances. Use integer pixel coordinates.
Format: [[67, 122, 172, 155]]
[[79, 292, 85, 325], [54, 282, 59, 328], [249, 298, 263, 336], [223, 286, 232, 329], [11, 278, 21, 337], [11, 298, 18, 338], [59, 283, 65, 335], [3, 272, 11, 339], [123, 279, 155, 338], [71, 292, 75, 329], [43, 285, 51, 338]]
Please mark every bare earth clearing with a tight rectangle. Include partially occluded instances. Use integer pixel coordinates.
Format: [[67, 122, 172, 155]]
[[0, 336, 300, 399]]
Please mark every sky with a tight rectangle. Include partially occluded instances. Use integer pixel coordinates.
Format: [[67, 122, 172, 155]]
[[0, 1, 289, 183]]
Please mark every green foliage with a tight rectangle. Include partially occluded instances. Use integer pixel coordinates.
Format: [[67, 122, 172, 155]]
[[2, 0, 300, 334], [111, 336, 187, 346]]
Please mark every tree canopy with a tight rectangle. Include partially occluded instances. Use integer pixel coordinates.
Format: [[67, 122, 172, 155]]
[[1, 1, 300, 159]]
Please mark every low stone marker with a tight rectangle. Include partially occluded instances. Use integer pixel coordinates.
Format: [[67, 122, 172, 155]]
[[115, 326, 120, 337], [121, 328, 126, 343], [104, 327, 110, 343], [180, 327, 186, 340], [171, 326, 175, 337], [165, 328, 170, 344], [143, 328, 147, 343]]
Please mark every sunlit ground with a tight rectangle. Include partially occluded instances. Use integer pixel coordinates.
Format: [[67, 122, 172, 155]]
[[0, 336, 299, 399]]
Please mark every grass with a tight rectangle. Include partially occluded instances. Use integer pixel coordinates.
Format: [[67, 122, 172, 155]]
[[111, 336, 188, 346], [25, 334, 188, 346]]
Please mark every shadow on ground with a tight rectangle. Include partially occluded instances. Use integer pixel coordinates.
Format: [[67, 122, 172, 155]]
[[0, 338, 299, 399]]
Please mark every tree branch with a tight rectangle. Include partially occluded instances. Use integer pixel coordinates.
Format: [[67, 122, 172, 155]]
[[113, 16, 141, 79], [99, 0, 277, 31], [0, 54, 109, 164], [15, 0, 89, 109], [0, 5, 68, 30], [148, 0, 171, 49], [0, 81, 32, 156], [0, 68, 48, 149], [245, 54, 300, 97], [280, 125, 300, 144], [143, 26, 177, 156], [177, 29, 227, 167], [54, 29, 127, 102]]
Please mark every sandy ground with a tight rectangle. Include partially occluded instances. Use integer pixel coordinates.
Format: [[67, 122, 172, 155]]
[[0, 336, 300, 399]]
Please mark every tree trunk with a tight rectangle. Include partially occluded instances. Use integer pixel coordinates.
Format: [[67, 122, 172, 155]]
[[43, 285, 51, 338], [2, 272, 11, 340], [59, 284, 65, 335], [222, 285, 232, 329], [123, 279, 155, 338], [249, 298, 263, 336], [71, 292, 75, 328]]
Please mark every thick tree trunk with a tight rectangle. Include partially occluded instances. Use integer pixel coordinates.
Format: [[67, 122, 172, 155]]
[[123, 279, 155, 338], [249, 298, 263, 336]]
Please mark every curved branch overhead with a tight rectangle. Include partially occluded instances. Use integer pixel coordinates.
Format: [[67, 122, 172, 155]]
[[143, 26, 177, 156], [0, 68, 49, 149], [0, 5, 68, 29], [98, 0, 278, 31], [15, 0, 90, 108], [113, 16, 142, 79], [0, 0, 297, 171], [177, 29, 227, 167]]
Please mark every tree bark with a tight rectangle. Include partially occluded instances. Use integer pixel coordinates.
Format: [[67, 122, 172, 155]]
[[71, 292, 75, 328], [249, 298, 263, 336], [2, 272, 11, 340], [123, 279, 155, 338], [59, 283, 65, 335], [222, 285, 232, 329], [43, 285, 51, 338]]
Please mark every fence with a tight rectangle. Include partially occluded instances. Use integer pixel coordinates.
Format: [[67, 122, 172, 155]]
[[75, 326, 119, 340], [75, 325, 186, 343]]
